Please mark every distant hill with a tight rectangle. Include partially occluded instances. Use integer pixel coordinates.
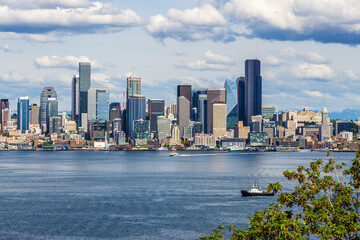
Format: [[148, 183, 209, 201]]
[[329, 108, 360, 120]]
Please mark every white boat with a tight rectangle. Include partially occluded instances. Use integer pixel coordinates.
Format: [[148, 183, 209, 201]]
[[169, 151, 179, 157], [241, 184, 274, 197]]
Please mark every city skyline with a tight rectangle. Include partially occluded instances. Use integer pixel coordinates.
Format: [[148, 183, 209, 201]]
[[1, 1, 360, 112]]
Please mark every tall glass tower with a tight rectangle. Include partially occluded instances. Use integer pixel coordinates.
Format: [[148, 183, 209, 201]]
[[40, 87, 57, 126], [126, 96, 146, 137], [224, 79, 237, 129], [79, 62, 91, 126], [88, 87, 109, 121], [245, 59, 262, 126], [71, 75, 79, 123], [46, 98, 58, 133], [17, 96, 29, 133]]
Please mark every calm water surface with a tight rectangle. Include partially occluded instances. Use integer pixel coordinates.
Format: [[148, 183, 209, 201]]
[[0, 151, 356, 239]]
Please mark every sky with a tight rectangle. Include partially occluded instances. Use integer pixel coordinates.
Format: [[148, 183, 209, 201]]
[[1, 0, 360, 113]]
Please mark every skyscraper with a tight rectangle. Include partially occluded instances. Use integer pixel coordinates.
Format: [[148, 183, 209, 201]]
[[207, 88, 226, 134], [127, 74, 141, 97], [245, 59, 262, 125], [79, 62, 91, 127], [0, 99, 9, 128], [192, 88, 207, 133], [320, 106, 331, 141], [237, 77, 245, 123], [212, 103, 227, 138], [40, 87, 57, 127], [148, 99, 165, 137], [71, 75, 79, 123], [88, 87, 110, 121], [46, 98, 58, 133], [177, 85, 191, 136], [127, 95, 146, 137], [29, 103, 39, 125], [17, 96, 29, 133], [224, 79, 237, 129]]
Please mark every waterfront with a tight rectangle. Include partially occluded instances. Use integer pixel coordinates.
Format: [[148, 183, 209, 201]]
[[0, 151, 356, 239]]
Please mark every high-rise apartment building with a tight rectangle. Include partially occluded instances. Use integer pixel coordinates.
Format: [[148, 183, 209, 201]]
[[245, 59, 262, 125], [29, 103, 39, 125], [207, 88, 226, 134], [224, 79, 237, 129], [71, 75, 79, 123], [79, 62, 91, 126], [148, 99, 165, 137], [17, 96, 29, 133], [237, 77, 245, 123], [88, 87, 109, 121], [262, 106, 276, 119], [40, 87, 57, 127]]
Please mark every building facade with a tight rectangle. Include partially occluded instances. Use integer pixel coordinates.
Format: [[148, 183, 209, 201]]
[[88, 87, 109, 121], [224, 79, 237, 129], [29, 103, 39, 125], [148, 99, 165, 136], [40, 87, 57, 127], [207, 88, 226, 134], [245, 59, 262, 125], [79, 63, 91, 127], [17, 96, 29, 133], [126, 95, 146, 137]]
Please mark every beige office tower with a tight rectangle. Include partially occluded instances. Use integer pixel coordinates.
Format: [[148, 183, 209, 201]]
[[212, 103, 227, 138], [29, 103, 39, 125], [170, 124, 182, 145], [234, 121, 250, 139], [207, 88, 226, 134], [177, 96, 190, 136]]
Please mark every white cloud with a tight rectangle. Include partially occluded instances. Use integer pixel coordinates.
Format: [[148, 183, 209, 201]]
[[280, 47, 296, 57], [0, 1, 141, 42], [0, 32, 59, 43], [34, 55, 104, 70], [345, 70, 359, 81], [292, 63, 334, 79], [0, 42, 22, 53], [178, 50, 233, 71], [221, 0, 360, 45], [0, 71, 43, 84], [266, 56, 281, 65], [279, 47, 328, 63], [304, 90, 323, 97], [147, 4, 232, 42], [204, 50, 234, 65]]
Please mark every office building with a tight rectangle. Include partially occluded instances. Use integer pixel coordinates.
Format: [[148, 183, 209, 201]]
[[169, 103, 177, 118], [127, 74, 141, 97], [148, 99, 165, 137], [224, 79, 237, 129], [194, 134, 216, 148], [262, 106, 276, 119], [250, 115, 263, 133], [29, 103, 39, 125], [192, 88, 207, 133], [157, 116, 171, 140], [212, 103, 227, 138], [79, 62, 91, 127], [46, 98, 58, 133], [177, 85, 191, 136], [234, 121, 250, 139], [112, 118, 122, 137], [88, 87, 109, 121], [177, 96, 190, 136], [133, 119, 151, 139], [49, 116, 61, 134], [334, 120, 352, 135], [115, 131, 126, 145], [71, 75, 79, 123], [90, 120, 109, 141], [237, 77, 245, 123], [207, 88, 226, 134], [40, 87, 57, 127], [127, 95, 146, 137], [249, 132, 268, 145], [17, 96, 29, 133], [0, 99, 9, 128], [245, 59, 262, 125], [1, 108, 10, 130]]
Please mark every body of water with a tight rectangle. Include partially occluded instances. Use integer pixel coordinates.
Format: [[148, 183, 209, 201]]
[[0, 151, 356, 239]]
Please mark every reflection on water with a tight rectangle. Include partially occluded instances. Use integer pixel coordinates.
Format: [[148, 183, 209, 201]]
[[0, 151, 355, 239]]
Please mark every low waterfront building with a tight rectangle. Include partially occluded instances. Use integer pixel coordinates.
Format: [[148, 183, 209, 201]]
[[194, 134, 216, 148], [249, 132, 268, 146]]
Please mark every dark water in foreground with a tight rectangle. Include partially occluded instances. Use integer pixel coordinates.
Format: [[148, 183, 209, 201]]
[[0, 151, 356, 239]]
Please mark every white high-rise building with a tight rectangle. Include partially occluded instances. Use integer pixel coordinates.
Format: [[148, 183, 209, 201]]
[[320, 106, 331, 141]]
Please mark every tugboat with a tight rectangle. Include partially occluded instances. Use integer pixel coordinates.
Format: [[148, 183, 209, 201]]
[[169, 151, 179, 157], [241, 183, 274, 197]]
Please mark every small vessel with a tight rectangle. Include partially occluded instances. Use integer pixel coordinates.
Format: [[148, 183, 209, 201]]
[[241, 184, 274, 197], [169, 151, 179, 157]]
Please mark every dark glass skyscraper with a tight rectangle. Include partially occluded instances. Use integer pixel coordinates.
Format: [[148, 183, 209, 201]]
[[237, 76, 245, 123], [224, 79, 237, 129], [126, 95, 146, 137], [148, 99, 165, 137], [79, 62, 91, 126], [245, 59, 262, 126], [40, 87, 57, 127], [71, 75, 79, 123], [192, 88, 207, 133]]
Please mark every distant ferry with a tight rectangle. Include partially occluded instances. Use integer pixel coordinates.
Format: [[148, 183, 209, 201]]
[[241, 184, 274, 197]]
